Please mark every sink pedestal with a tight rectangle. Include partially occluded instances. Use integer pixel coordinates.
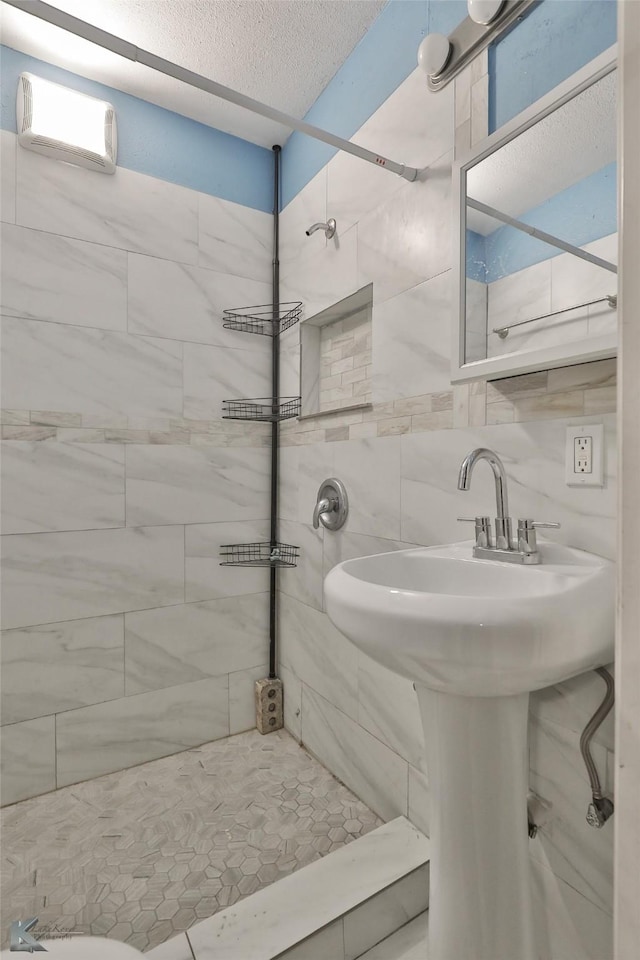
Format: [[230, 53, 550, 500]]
[[416, 686, 536, 960]]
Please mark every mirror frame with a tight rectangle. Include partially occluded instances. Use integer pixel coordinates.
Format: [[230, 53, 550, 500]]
[[451, 44, 617, 384]]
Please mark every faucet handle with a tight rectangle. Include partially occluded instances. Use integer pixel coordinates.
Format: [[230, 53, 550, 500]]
[[517, 519, 560, 555], [457, 516, 493, 548]]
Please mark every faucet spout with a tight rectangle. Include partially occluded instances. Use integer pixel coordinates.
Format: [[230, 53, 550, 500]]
[[458, 448, 511, 548]]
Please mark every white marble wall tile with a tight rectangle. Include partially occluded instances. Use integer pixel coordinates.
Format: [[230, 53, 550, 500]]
[[280, 664, 302, 742], [183, 342, 270, 420], [323, 530, 415, 580], [531, 858, 612, 960], [1, 441, 125, 534], [357, 656, 424, 771], [301, 685, 408, 822], [343, 865, 429, 960], [279, 444, 300, 522], [296, 442, 334, 526], [281, 225, 359, 321], [198, 194, 272, 282], [1, 223, 127, 330], [332, 436, 401, 539], [551, 234, 618, 314], [276, 919, 345, 960], [407, 765, 430, 838], [229, 663, 267, 735], [487, 259, 551, 350], [55, 675, 229, 787], [1, 525, 185, 629], [357, 152, 452, 305], [185, 519, 270, 601], [16, 147, 198, 263], [279, 595, 358, 722], [1, 317, 183, 419], [280, 331, 302, 399], [0, 716, 56, 806], [327, 69, 453, 237], [357, 912, 428, 960], [128, 254, 271, 350], [278, 520, 324, 612], [280, 168, 327, 274], [529, 663, 615, 752], [1, 130, 16, 224], [372, 271, 453, 402], [400, 415, 616, 560], [465, 278, 488, 362], [124, 593, 269, 695], [529, 714, 613, 915], [1, 615, 124, 725], [125, 445, 269, 525]]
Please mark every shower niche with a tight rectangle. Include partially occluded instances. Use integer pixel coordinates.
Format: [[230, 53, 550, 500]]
[[452, 46, 617, 383], [300, 283, 373, 417]]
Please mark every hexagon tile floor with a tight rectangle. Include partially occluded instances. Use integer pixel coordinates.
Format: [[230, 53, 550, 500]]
[[1, 729, 381, 952]]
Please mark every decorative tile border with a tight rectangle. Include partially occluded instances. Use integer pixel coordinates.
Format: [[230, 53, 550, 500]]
[[279, 359, 617, 445], [0, 411, 271, 446]]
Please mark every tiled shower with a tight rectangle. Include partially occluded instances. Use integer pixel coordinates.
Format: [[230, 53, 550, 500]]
[[0, 1, 623, 958]]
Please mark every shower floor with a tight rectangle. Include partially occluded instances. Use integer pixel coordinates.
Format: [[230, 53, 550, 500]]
[[1, 729, 381, 953]]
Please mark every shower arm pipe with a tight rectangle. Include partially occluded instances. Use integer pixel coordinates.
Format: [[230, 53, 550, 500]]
[[467, 197, 618, 274], [5, 0, 419, 184]]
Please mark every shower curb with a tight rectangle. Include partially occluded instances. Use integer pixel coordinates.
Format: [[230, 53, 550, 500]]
[[147, 816, 430, 960]]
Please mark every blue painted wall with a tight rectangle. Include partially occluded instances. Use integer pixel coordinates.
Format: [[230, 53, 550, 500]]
[[0, 44, 274, 212], [280, 0, 467, 208], [469, 162, 617, 282], [489, 0, 617, 132]]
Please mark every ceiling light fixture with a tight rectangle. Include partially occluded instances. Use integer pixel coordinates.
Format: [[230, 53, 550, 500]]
[[17, 73, 117, 173], [417, 0, 537, 90]]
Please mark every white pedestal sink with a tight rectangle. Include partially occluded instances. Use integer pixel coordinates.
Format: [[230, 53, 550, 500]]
[[324, 541, 614, 960]]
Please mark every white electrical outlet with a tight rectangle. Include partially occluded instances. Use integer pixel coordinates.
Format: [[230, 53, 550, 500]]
[[566, 424, 604, 486]]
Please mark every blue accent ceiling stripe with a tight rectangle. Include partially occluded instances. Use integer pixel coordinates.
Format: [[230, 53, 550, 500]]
[[0, 44, 273, 212], [489, 0, 617, 133], [280, 0, 468, 209]]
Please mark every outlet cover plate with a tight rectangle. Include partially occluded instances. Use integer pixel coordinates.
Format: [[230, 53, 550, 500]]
[[566, 423, 604, 486]]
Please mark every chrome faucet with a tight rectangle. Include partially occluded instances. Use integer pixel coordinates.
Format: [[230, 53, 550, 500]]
[[457, 447, 559, 564]]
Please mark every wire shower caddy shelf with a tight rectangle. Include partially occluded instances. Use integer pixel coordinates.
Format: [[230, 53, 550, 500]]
[[222, 397, 301, 422], [220, 542, 299, 568], [223, 302, 302, 337]]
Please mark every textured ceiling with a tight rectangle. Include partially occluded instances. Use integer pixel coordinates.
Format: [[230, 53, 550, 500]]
[[0, 0, 387, 147], [467, 69, 617, 234]]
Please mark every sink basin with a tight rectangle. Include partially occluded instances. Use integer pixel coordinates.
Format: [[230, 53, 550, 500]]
[[324, 539, 614, 697], [324, 538, 615, 960]]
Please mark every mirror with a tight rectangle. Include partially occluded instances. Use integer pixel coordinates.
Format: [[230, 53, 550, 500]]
[[453, 49, 617, 382]]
